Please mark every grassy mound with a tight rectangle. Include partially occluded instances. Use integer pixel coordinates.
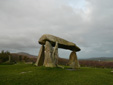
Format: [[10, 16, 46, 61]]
[[0, 64, 113, 85]]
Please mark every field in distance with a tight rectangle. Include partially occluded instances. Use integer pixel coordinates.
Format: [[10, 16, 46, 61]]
[[0, 63, 113, 85]]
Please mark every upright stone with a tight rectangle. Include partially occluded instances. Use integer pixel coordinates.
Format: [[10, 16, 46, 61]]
[[52, 42, 59, 66], [44, 41, 56, 67], [35, 45, 45, 66], [69, 51, 80, 69], [8, 55, 11, 63]]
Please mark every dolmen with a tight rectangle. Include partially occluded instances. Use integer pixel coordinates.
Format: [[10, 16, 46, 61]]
[[35, 34, 81, 69]]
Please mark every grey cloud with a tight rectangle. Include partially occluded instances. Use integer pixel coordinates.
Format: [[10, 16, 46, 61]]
[[0, 0, 113, 58]]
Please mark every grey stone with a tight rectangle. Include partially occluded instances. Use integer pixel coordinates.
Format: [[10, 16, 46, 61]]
[[69, 51, 80, 69], [52, 42, 59, 66], [43, 41, 56, 67], [38, 34, 80, 52], [35, 45, 45, 66]]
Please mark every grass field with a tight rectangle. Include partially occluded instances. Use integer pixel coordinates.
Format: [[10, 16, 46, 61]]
[[0, 64, 113, 85]]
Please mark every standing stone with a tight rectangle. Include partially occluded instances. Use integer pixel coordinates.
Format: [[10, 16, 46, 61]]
[[8, 55, 11, 63], [35, 45, 45, 66], [69, 51, 80, 69], [52, 42, 59, 66], [43, 41, 56, 67]]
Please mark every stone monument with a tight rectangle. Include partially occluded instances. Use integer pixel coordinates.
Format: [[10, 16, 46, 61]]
[[35, 34, 81, 69]]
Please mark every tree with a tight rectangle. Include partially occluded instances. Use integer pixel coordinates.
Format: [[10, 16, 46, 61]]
[[0, 50, 11, 63]]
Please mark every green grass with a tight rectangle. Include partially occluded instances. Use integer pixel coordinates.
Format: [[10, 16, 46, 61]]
[[0, 64, 113, 85]]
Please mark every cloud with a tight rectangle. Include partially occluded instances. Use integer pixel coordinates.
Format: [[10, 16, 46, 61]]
[[0, 0, 113, 58]]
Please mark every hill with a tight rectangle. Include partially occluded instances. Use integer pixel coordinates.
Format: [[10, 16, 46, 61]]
[[9, 52, 113, 68], [82, 57, 113, 61], [10, 52, 37, 63], [11, 52, 37, 58]]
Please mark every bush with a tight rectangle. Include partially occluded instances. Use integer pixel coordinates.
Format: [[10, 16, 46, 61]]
[[0, 50, 11, 63]]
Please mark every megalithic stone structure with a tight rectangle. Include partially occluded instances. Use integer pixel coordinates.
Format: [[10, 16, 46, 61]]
[[43, 41, 56, 67], [35, 34, 81, 69], [35, 45, 45, 66], [69, 51, 80, 69]]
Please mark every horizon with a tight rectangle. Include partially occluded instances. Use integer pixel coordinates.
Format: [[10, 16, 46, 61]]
[[0, 50, 113, 60]]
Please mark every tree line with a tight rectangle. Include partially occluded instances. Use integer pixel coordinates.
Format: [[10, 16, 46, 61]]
[[0, 50, 36, 64]]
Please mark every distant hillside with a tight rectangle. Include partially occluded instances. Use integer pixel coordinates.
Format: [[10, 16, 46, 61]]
[[16, 52, 37, 58], [11, 52, 37, 58], [10, 52, 113, 64], [81, 57, 113, 61], [58, 57, 69, 65], [58, 57, 113, 65], [10, 52, 37, 63], [11, 52, 70, 65]]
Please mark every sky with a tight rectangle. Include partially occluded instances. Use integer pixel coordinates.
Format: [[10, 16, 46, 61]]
[[0, 0, 113, 59]]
